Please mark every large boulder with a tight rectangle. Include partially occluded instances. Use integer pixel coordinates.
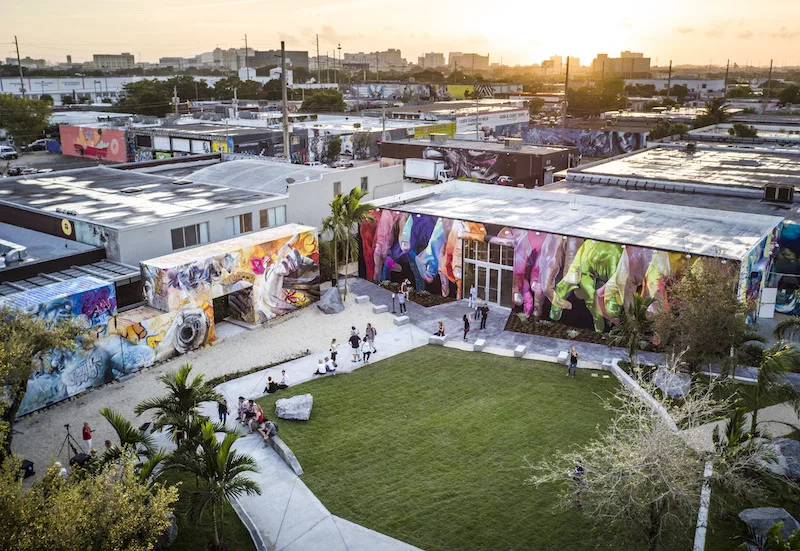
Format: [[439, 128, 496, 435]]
[[276, 394, 313, 421], [317, 287, 344, 314], [761, 438, 800, 481], [739, 507, 800, 541], [652, 367, 691, 399]]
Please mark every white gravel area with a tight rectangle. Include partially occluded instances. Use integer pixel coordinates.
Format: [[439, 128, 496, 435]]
[[11, 293, 395, 474]]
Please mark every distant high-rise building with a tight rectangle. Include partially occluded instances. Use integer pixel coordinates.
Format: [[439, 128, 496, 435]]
[[66, 55, 72, 65], [417, 52, 446, 69], [344, 49, 408, 73], [591, 52, 650, 78], [92, 53, 135, 70], [448, 52, 489, 72], [252, 50, 309, 70], [5, 56, 47, 69]]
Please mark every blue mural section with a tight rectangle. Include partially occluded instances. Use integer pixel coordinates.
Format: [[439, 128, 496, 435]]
[[521, 126, 647, 157], [773, 222, 800, 315]]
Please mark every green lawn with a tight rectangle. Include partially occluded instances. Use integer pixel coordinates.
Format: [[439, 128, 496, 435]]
[[161, 470, 255, 551], [257, 346, 619, 551]]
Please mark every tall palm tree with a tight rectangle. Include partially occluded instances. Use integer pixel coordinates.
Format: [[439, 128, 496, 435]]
[[169, 422, 261, 549], [321, 193, 347, 291], [97, 408, 167, 483], [608, 293, 655, 372], [705, 97, 731, 124], [339, 187, 375, 300], [749, 342, 800, 435], [135, 363, 222, 447], [774, 318, 800, 343]]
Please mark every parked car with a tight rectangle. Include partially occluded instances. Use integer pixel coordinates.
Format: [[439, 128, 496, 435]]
[[0, 145, 18, 160], [23, 139, 51, 152], [303, 161, 329, 168], [333, 160, 355, 168]]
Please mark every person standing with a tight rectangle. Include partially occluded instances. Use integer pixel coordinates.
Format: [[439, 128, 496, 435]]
[[330, 339, 339, 367], [463, 314, 471, 341], [480, 302, 489, 330], [361, 339, 372, 363], [474, 299, 481, 320], [365, 323, 377, 353], [568, 346, 579, 377], [217, 399, 229, 424], [82, 422, 94, 453], [468, 284, 477, 309], [398, 288, 407, 314], [349, 332, 361, 362]]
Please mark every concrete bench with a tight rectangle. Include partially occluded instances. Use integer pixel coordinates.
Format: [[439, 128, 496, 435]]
[[602, 358, 614, 370], [372, 304, 388, 314], [393, 315, 410, 326], [514, 345, 527, 358], [428, 335, 447, 345], [473, 339, 487, 352], [557, 351, 569, 365], [355, 295, 370, 304], [266, 435, 303, 476]]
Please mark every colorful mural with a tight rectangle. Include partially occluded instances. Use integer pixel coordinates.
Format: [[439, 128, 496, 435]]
[[521, 127, 647, 157], [360, 209, 715, 332], [422, 146, 516, 185], [59, 125, 128, 162], [771, 222, 800, 315]]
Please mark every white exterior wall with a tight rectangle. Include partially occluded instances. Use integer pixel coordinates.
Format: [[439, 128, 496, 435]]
[[115, 196, 288, 264], [285, 164, 404, 230]]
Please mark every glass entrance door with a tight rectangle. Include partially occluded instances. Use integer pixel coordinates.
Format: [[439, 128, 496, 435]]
[[462, 239, 514, 308]]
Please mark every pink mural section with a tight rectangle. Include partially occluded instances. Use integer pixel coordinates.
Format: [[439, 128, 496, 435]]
[[59, 125, 128, 162]]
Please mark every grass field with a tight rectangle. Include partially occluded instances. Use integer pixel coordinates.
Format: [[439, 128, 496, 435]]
[[257, 346, 619, 551]]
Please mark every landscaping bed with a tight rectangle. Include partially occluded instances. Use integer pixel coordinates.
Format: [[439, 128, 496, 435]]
[[377, 280, 456, 307], [503, 312, 610, 345]]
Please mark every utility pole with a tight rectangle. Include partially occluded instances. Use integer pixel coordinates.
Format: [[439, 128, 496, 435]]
[[561, 56, 570, 145], [767, 58, 774, 100], [375, 52, 379, 81], [14, 35, 25, 98], [326, 52, 330, 83], [337, 44, 342, 86], [244, 34, 249, 74], [172, 86, 179, 114], [315, 34, 322, 85], [281, 41, 290, 162], [666, 60, 672, 100], [724, 59, 730, 89]]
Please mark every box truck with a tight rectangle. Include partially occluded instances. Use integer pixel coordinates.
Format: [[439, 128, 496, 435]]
[[404, 158, 452, 183]]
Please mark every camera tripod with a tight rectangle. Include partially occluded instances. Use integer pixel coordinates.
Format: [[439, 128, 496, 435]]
[[58, 423, 82, 465]]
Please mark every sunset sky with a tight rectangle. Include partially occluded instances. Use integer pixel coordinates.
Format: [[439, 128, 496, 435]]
[[5, 0, 800, 67]]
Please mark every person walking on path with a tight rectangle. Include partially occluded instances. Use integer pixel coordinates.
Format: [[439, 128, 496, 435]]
[[480, 303, 489, 330], [568, 346, 579, 377], [463, 315, 471, 341], [398, 288, 407, 314], [468, 284, 477, 309], [349, 332, 362, 362], [473, 299, 482, 320], [361, 339, 372, 363], [365, 323, 377, 353], [82, 422, 94, 453], [217, 399, 229, 424], [330, 339, 339, 367]]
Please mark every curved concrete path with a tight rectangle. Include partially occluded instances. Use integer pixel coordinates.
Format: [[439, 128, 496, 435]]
[[203, 324, 430, 551]]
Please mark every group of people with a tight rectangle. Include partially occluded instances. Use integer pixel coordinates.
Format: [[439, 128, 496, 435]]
[[234, 396, 278, 446], [265, 370, 290, 394], [315, 322, 378, 375]]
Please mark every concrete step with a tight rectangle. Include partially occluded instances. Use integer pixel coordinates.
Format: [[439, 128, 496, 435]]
[[355, 295, 370, 304], [514, 345, 527, 358], [429, 335, 447, 345], [393, 315, 410, 326], [473, 338, 487, 352], [372, 304, 388, 314], [557, 351, 569, 365]]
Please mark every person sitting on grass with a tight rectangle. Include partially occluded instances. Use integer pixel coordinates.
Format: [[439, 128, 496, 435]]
[[313, 358, 327, 375], [258, 418, 278, 445], [238, 399, 252, 424], [236, 396, 246, 422], [265, 376, 279, 394], [278, 370, 289, 389]]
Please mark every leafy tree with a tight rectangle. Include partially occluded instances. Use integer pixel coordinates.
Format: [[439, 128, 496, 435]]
[[773, 317, 800, 342], [778, 85, 799, 106], [654, 259, 749, 374], [729, 123, 758, 138], [352, 132, 371, 159], [97, 408, 168, 484], [661, 84, 689, 103], [0, 307, 81, 457], [649, 121, 690, 140], [168, 422, 260, 549], [0, 95, 53, 145], [212, 77, 242, 100], [322, 194, 348, 290], [38, 94, 53, 103], [694, 98, 731, 128], [300, 90, 346, 112], [116, 79, 171, 116], [528, 379, 775, 551], [166, 75, 211, 101], [0, 453, 178, 551], [528, 97, 545, 117], [291, 66, 312, 83], [608, 293, 655, 370], [134, 363, 222, 449], [327, 135, 342, 162], [726, 86, 755, 98], [339, 187, 375, 300], [742, 522, 800, 550]]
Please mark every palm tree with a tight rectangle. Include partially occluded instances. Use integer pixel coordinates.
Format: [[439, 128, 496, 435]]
[[705, 97, 731, 124], [135, 363, 222, 447], [98, 408, 167, 483], [608, 293, 655, 372], [774, 318, 800, 343], [169, 422, 261, 549], [339, 187, 375, 300], [321, 193, 347, 291], [748, 342, 800, 435]]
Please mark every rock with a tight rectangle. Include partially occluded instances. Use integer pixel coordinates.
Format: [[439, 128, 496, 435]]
[[761, 438, 800, 481], [652, 367, 691, 399], [275, 394, 313, 421], [317, 288, 344, 314], [739, 507, 800, 542]]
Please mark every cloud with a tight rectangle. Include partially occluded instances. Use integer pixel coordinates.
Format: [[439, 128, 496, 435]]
[[705, 28, 724, 38], [675, 27, 695, 35], [317, 24, 364, 44], [770, 26, 800, 39], [738, 30, 754, 39]]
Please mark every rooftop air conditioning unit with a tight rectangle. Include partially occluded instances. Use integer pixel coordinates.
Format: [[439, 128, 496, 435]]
[[429, 133, 448, 144], [685, 142, 697, 154], [504, 138, 523, 150], [763, 184, 794, 204]]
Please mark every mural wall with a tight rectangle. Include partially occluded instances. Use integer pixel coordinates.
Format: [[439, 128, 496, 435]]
[[740, 229, 778, 322], [59, 125, 129, 162], [422, 146, 517, 185], [772, 222, 800, 315], [521, 126, 647, 157], [360, 209, 719, 332]]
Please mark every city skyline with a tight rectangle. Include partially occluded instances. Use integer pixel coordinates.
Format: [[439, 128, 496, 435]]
[[4, 0, 800, 67]]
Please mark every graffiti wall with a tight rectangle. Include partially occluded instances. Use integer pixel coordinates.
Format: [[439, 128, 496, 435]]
[[422, 146, 516, 185], [521, 126, 647, 157], [59, 125, 128, 162], [360, 209, 713, 332], [772, 222, 800, 315], [740, 229, 777, 316]]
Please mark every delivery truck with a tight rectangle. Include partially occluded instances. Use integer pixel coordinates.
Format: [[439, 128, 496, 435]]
[[404, 158, 452, 184]]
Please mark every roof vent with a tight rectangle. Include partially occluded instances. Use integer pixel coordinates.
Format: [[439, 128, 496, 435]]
[[764, 185, 794, 204], [429, 133, 448, 144], [172, 179, 193, 186], [120, 186, 143, 194], [504, 138, 523, 150]]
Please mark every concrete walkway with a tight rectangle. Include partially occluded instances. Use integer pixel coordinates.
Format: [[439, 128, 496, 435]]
[[202, 323, 430, 551]]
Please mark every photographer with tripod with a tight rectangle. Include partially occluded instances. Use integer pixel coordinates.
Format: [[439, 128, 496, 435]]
[[81, 422, 94, 453]]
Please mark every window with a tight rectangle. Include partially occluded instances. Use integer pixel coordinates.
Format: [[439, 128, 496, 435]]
[[360, 176, 369, 193], [259, 206, 287, 228], [333, 181, 341, 197], [225, 213, 253, 237], [171, 222, 209, 250]]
